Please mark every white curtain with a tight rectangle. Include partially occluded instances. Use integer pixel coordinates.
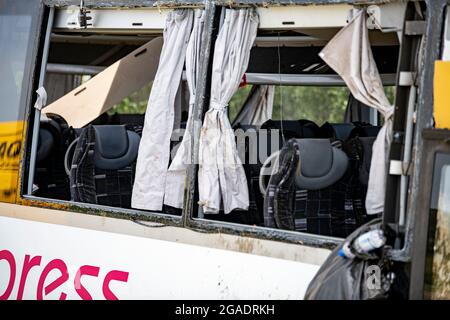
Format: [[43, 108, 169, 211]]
[[198, 8, 259, 214], [232, 85, 275, 126], [164, 9, 205, 209], [132, 10, 193, 211], [319, 9, 394, 215]]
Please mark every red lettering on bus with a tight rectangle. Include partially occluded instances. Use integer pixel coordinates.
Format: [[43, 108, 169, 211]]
[[74, 265, 100, 300], [36, 259, 69, 300], [17, 255, 42, 300], [102, 270, 129, 300], [0, 249, 129, 300], [0, 250, 16, 300]]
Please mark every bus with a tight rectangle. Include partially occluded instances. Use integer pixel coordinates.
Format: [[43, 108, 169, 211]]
[[0, 0, 449, 300]]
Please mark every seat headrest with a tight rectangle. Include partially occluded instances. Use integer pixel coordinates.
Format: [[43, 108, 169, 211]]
[[293, 139, 348, 190], [234, 123, 258, 132], [321, 122, 355, 141], [37, 128, 54, 162], [93, 125, 140, 170], [297, 119, 321, 138], [349, 124, 381, 138], [261, 119, 319, 139]]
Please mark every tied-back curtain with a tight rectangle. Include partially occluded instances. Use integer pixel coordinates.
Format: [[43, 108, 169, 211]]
[[198, 9, 259, 214], [164, 9, 205, 209], [232, 85, 275, 126], [319, 9, 394, 215], [132, 10, 193, 211]]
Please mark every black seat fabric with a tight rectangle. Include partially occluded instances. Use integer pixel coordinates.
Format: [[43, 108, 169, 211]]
[[70, 124, 141, 208], [263, 137, 375, 237], [260, 119, 320, 140], [320, 122, 356, 141], [341, 135, 377, 226], [93, 126, 140, 170], [349, 122, 381, 138], [36, 128, 54, 162], [231, 120, 320, 226], [34, 117, 76, 200], [263, 139, 299, 230]]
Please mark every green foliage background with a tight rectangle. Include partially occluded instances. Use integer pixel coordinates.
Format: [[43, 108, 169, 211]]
[[109, 82, 395, 126]]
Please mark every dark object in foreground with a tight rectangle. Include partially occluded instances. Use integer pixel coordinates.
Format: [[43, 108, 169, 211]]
[[304, 218, 406, 300]]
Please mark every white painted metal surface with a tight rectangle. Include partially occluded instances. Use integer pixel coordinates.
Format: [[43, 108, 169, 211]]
[[54, 7, 170, 32], [257, 5, 351, 30], [0, 203, 332, 265], [53, 3, 406, 35], [0, 215, 321, 300], [366, 2, 407, 32]]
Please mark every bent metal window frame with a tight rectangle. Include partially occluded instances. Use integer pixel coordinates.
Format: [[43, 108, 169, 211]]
[[20, 0, 421, 250]]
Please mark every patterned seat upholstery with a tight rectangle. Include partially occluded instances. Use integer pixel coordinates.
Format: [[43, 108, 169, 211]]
[[35, 117, 77, 200], [69, 124, 141, 208], [264, 137, 376, 238]]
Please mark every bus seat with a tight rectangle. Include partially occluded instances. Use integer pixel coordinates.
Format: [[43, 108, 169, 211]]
[[320, 122, 356, 141], [294, 139, 349, 190], [36, 128, 54, 162], [349, 122, 381, 138], [227, 120, 321, 226], [34, 117, 75, 200], [340, 135, 378, 230], [69, 124, 141, 208], [260, 119, 320, 140], [264, 137, 375, 237]]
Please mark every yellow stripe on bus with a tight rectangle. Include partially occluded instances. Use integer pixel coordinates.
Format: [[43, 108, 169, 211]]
[[0, 121, 24, 203], [434, 61, 450, 130]]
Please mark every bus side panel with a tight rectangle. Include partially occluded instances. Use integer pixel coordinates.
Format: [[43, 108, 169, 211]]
[[0, 0, 45, 203], [0, 215, 320, 300], [0, 122, 24, 203]]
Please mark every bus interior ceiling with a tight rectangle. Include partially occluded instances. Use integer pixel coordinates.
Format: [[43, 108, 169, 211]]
[[34, 5, 402, 240]]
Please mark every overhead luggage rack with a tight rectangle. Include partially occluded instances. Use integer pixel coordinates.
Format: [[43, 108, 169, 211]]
[[53, 7, 170, 33]]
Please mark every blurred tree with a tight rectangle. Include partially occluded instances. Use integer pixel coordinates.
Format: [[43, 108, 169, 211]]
[[107, 82, 152, 115], [108, 81, 396, 127], [272, 86, 349, 125], [229, 85, 396, 125], [228, 85, 253, 121]]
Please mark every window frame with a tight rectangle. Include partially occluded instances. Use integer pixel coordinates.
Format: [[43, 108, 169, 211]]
[[0, 0, 47, 203], [183, 2, 351, 249], [20, 0, 423, 251], [407, 1, 450, 299], [385, 0, 449, 282], [409, 129, 450, 299], [19, 3, 186, 228]]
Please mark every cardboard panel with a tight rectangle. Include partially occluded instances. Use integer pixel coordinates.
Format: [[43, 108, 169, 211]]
[[43, 37, 163, 128]]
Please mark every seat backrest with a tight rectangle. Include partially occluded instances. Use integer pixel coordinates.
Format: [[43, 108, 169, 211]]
[[294, 139, 349, 190], [349, 122, 381, 138], [235, 120, 321, 226], [34, 117, 75, 200], [260, 119, 319, 140], [69, 124, 141, 208], [258, 119, 320, 166], [264, 139, 349, 233], [37, 128, 55, 163], [263, 137, 377, 237], [320, 122, 356, 141], [339, 135, 378, 232]]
